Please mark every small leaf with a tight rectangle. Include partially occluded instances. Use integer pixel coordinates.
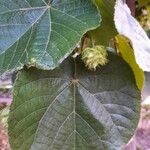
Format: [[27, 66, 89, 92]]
[[9, 53, 140, 150], [0, 106, 9, 128], [114, 0, 150, 72], [0, 0, 100, 75], [115, 35, 145, 90]]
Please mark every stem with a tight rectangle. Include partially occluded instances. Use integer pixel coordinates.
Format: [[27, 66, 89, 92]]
[[126, 0, 136, 16]]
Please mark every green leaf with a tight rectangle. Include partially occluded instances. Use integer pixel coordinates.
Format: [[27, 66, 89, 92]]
[[0, 0, 100, 75], [115, 35, 145, 91], [90, 0, 117, 46], [9, 53, 140, 150]]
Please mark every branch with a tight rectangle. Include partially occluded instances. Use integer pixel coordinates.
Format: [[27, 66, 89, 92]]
[[126, 0, 136, 16]]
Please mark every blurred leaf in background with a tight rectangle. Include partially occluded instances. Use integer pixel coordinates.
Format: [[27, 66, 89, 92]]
[[136, 1, 150, 31], [138, 0, 150, 7]]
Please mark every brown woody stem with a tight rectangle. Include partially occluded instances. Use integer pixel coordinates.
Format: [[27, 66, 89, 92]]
[[126, 0, 136, 16]]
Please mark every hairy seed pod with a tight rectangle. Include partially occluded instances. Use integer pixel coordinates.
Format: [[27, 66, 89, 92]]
[[81, 45, 108, 71]]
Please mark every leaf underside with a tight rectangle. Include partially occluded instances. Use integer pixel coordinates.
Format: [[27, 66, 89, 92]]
[[9, 52, 140, 150], [0, 0, 100, 75], [114, 0, 150, 72]]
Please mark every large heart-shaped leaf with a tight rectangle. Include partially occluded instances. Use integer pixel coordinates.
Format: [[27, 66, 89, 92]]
[[0, 0, 100, 75], [9, 53, 140, 150]]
